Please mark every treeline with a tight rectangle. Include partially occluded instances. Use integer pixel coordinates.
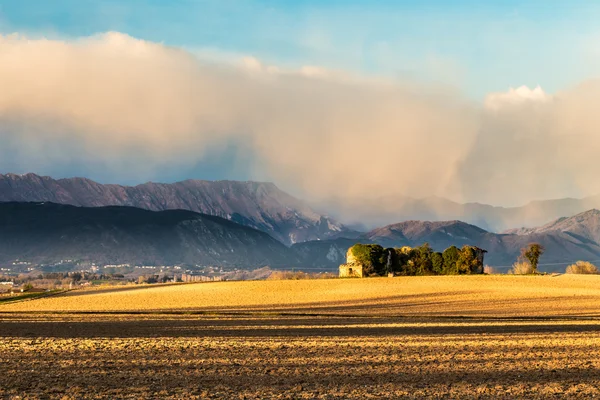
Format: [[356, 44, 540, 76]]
[[350, 243, 485, 276]]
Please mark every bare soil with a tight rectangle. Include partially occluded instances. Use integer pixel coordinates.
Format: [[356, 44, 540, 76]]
[[2, 276, 600, 398]]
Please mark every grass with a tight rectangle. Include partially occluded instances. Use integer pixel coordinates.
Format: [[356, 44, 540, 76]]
[[0, 289, 62, 304], [3, 275, 600, 317]]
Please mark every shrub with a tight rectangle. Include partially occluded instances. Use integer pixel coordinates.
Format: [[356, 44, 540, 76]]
[[510, 261, 534, 275], [565, 261, 599, 275]]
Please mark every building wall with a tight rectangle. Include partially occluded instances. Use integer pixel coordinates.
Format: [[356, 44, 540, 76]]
[[339, 263, 363, 278]]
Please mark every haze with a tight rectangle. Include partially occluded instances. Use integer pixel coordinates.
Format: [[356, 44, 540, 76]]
[[1, 1, 600, 209]]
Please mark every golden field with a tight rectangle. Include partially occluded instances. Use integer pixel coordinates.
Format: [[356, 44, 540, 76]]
[[3, 275, 600, 399], [3, 274, 600, 316]]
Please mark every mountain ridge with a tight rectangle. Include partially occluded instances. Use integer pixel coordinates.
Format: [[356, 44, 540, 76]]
[[293, 213, 600, 272], [0, 201, 298, 267], [0, 173, 349, 245], [322, 194, 600, 233]]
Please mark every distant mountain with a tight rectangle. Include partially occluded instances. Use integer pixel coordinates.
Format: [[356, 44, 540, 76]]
[[293, 214, 600, 272], [0, 173, 349, 245], [363, 220, 490, 248], [505, 209, 600, 243], [321, 194, 600, 233], [5, 201, 600, 273], [0, 202, 298, 267]]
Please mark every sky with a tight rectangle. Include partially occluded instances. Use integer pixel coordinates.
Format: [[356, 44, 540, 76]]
[[1, 1, 600, 207]]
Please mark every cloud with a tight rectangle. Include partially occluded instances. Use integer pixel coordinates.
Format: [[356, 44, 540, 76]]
[[451, 82, 600, 206], [1, 32, 600, 213], [484, 85, 551, 110], [0, 32, 477, 196]]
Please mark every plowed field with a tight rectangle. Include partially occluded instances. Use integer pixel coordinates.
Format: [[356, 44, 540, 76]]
[[2, 275, 600, 399]]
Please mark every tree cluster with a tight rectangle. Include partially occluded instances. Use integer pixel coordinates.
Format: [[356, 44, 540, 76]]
[[349, 243, 485, 276]]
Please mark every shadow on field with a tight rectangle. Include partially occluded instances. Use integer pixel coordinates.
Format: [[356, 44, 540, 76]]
[[1, 315, 600, 338], [173, 293, 600, 318], [3, 352, 600, 396]]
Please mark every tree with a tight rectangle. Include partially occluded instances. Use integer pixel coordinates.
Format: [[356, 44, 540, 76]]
[[431, 252, 444, 274], [521, 243, 545, 273], [456, 246, 482, 274], [383, 248, 396, 275], [442, 246, 460, 274], [393, 248, 412, 275], [416, 243, 434, 275], [349, 244, 386, 276]]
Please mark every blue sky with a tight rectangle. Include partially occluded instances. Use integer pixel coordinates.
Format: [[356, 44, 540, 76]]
[[1, 0, 599, 99]]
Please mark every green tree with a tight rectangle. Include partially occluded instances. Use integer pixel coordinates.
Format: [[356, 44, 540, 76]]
[[393, 248, 410, 275], [349, 244, 386, 276], [456, 246, 480, 274], [431, 252, 444, 274], [442, 246, 460, 274], [521, 243, 545, 273], [413, 243, 434, 275]]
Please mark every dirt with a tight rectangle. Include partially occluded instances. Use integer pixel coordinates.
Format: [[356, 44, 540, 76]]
[[1, 313, 600, 399], [3, 276, 600, 398]]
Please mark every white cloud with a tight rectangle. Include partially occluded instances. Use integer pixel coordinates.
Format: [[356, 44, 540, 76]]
[[2, 32, 600, 209], [484, 85, 551, 110]]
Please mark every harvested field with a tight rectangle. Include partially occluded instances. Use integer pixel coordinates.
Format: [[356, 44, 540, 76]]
[[3, 275, 600, 317], [2, 276, 600, 399]]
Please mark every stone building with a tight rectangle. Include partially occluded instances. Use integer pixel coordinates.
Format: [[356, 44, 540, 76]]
[[338, 247, 364, 278]]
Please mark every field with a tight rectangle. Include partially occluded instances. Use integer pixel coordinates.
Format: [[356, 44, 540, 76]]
[[2, 275, 600, 398]]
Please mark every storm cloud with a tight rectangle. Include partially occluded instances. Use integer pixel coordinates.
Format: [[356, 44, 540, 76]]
[[1, 32, 600, 209]]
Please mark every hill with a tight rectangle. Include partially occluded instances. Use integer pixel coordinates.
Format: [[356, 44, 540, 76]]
[[0, 173, 348, 245], [324, 194, 600, 233], [363, 220, 490, 248], [4, 275, 600, 317], [294, 215, 600, 271], [0, 202, 298, 267], [505, 209, 600, 242]]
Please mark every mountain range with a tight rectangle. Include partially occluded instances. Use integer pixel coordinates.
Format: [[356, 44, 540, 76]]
[[0, 173, 347, 245], [0, 202, 297, 267], [323, 194, 600, 233], [4, 173, 600, 272], [3, 201, 600, 272], [293, 210, 600, 272]]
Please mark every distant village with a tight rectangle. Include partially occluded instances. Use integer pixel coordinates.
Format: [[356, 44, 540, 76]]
[[0, 260, 245, 296]]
